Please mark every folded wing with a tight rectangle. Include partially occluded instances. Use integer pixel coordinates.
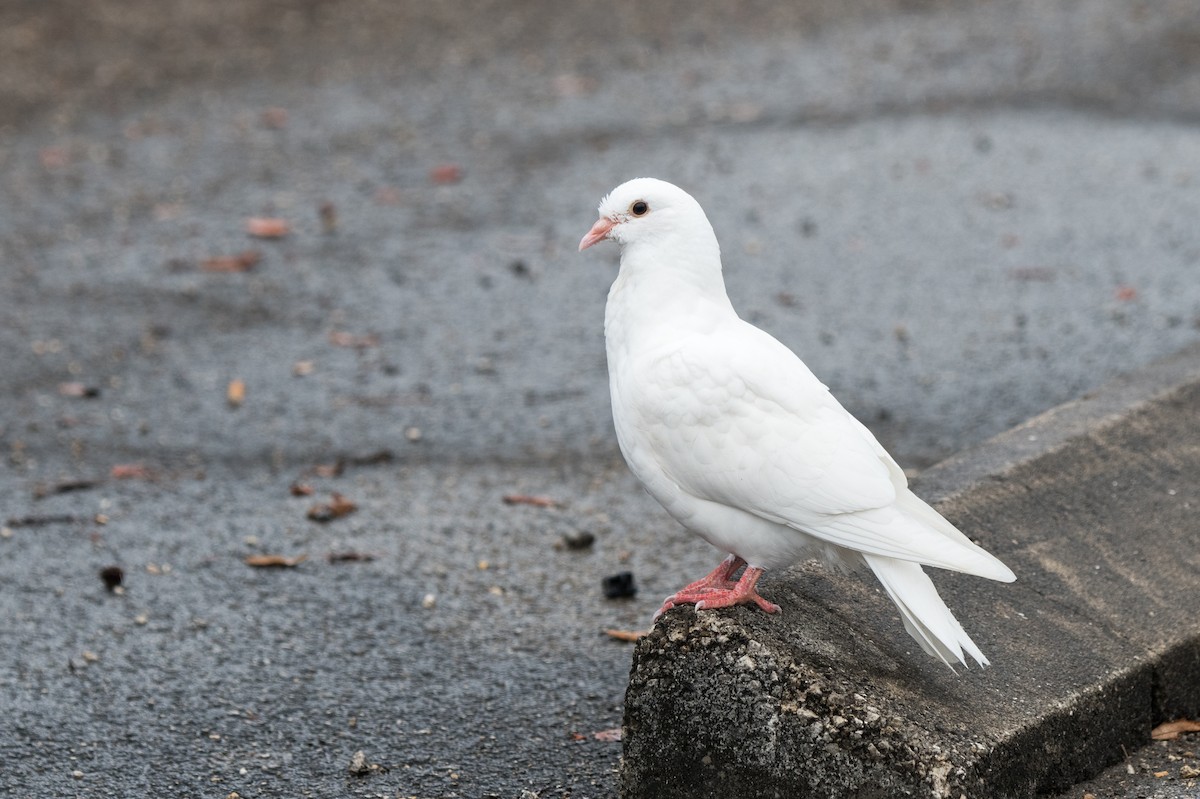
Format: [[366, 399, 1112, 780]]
[[635, 321, 1014, 581]]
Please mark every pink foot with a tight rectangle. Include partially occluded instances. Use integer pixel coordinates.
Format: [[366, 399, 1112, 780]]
[[677, 554, 744, 594], [655, 558, 780, 618]]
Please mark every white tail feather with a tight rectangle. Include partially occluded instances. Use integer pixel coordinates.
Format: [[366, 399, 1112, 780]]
[[863, 553, 989, 670]]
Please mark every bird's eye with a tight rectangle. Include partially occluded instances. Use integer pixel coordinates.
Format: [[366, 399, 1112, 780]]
[[630, 200, 649, 217]]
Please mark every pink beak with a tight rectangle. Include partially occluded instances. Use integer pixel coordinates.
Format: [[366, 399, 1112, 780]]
[[578, 217, 616, 251]]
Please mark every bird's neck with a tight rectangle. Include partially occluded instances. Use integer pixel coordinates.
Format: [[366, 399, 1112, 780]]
[[604, 237, 736, 356]]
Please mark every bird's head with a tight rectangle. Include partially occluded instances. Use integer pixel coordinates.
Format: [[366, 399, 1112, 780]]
[[578, 178, 710, 253]]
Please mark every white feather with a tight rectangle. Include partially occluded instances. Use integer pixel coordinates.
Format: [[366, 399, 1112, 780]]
[[863, 554, 989, 669]]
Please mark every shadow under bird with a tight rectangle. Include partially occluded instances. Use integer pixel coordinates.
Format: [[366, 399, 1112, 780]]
[[579, 177, 1015, 669]]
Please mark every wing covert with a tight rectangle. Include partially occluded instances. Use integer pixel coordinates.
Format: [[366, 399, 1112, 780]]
[[633, 323, 898, 521]]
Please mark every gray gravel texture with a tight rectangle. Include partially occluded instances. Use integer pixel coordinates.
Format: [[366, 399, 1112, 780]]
[[2, 1, 1200, 797]]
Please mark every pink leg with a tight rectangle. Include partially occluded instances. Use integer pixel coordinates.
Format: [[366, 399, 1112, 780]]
[[677, 554, 744, 595], [654, 556, 780, 619]]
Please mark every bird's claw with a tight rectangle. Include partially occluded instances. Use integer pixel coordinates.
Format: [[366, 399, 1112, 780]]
[[694, 591, 781, 614], [655, 562, 780, 619]]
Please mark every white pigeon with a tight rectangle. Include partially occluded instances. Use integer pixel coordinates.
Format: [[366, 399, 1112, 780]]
[[579, 177, 1015, 669]]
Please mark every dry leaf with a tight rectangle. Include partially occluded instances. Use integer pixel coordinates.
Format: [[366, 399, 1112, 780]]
[[110, 463, 153, 480], [373, 186, 402, 206], [202, 250, 261, 273], [429, 163, 463, 184], [40, 146, 70, 169], [1154, 770, 1170, 778], [502, 494, 556, 508], [307, 492, 357, 522], [604, 629, 647, 643], [227, 379, 246, 407], [327, 551, 378, 563], [33, 479, 100, 499], [328, 330, 380, 348], [245, 217, 291, 238], [261, 107, 289, 129], [58, 382, 100, 398], [290, 482, 315, 497], [329, 493, 357, 514], [244, 553, 308, 568], [319, 201, 337, 234], [1152, 719, 1200, 740], [592, 728, 622, 742], [5, 514, 90, 527], [312, 461, 344, 478]]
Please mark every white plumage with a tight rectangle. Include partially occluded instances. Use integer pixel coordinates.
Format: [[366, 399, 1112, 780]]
[[579, 177, 1015, 669]]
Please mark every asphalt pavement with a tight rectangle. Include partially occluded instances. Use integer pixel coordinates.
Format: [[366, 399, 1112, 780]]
[[2, 1, 1199, 797]]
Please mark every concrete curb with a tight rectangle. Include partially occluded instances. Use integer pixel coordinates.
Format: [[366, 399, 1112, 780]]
[[619, 344, 1200, 798]]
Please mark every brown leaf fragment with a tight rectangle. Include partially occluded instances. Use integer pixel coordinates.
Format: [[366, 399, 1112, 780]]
[[39, 146, 70, 169], [1154, 770, 1170, 778], [553, 73, 598, 98], [373, 186, 402, 206], [154, 202, 185, 221], [429, 163, 463, 184], [244, 553, 308, 568], [58, 382, 101, 399], [1152, 719, 1200, 741], [347, 449, 394, 466], [307, 492, 357, 522], [227, 379, 246, 408], [319, 200, 337, 234], [5, 514, 91, 527], [202, 250, 261, 273], [327, 551, 378, 563], [245, 217, 291, 238], [261, 106, 289, 129], [328, 330, 381, 349], [306, 505, 336, 523], [34, 478, 100, 499], [502, 494, 556, 508], [329, 492, 357, 513], [604, 628, 647, 643], [290, 482, 315, 497], [592, 728, 622, 742], [110, 463, 153, 480]]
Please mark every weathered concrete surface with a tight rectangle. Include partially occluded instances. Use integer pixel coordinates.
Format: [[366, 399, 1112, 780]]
[[621, 345, 1200, 798]]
